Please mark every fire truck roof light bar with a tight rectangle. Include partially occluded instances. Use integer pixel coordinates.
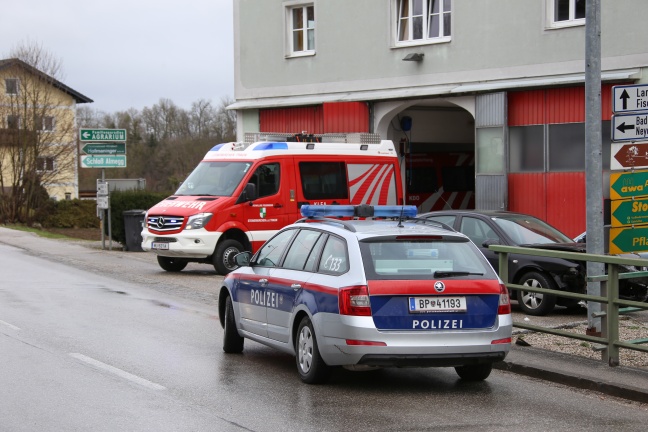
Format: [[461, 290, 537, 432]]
[[300, 205, 417, 219]]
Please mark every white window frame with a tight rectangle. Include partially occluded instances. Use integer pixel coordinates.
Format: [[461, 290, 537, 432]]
[[36, 156, 56, 173], [4, 78, 19, 95], [546, 0, 585, 29], [394, 0, 452, 47], [284, 2, 315, 58]]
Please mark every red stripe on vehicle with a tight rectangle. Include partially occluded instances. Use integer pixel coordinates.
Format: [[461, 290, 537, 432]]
[[367, 279, 501, 295]]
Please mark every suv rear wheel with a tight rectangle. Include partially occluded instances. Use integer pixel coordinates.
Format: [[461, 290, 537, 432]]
[[517, 271, 557, 316]]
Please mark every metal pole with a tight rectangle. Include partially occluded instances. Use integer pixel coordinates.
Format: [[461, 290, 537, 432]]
[[101, 169, 105, 250], [585, 0, 604, 337]]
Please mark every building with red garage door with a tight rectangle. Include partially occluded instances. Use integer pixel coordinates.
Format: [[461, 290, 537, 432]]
[[229, 0, 647, 237]]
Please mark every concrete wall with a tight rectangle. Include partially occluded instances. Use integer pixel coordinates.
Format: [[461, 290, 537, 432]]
[[234, 0, 648, 102]]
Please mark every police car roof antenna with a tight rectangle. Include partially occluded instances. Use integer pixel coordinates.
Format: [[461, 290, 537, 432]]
[[397, 205, 406, 227]]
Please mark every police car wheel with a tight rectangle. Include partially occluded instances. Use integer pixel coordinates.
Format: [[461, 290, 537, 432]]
[[454, 363, 493, 381], [157, 256, 188, 272], [517, 271, 557, 316], [213, 239, 244, 275], [295, 316, 330, 384], [223, 296, 244, 353]]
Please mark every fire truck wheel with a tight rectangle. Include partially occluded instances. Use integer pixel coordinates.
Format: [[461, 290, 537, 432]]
[[213, 239, 244, 275], [157, 256, 188, 272]]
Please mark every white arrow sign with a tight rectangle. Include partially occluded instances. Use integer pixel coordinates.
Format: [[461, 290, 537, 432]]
[[612, 113, 648, 142], [613, 84, 648, 114]]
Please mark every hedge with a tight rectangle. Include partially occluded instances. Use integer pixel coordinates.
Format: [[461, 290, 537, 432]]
[[107, 190, 170, 245]]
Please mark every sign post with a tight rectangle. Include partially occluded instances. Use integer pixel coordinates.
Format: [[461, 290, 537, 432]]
[[80, 128, 127, 250]]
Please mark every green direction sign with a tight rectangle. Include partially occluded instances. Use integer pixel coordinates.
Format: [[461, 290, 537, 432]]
[[610, 170, 648, 200], [81, 143, 126, 155], [610, 225, 648, 254], [611, 198, 648, 227], [80, 155, 127, 168], [79, 128, 127, 142]]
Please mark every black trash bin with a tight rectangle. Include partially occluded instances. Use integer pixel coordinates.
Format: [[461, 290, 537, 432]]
[[123, 210, 146, 252]]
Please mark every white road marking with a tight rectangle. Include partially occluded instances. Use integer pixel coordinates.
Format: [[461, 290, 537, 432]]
[[69, 353, 166, 390], [0, 320, 20, 330]]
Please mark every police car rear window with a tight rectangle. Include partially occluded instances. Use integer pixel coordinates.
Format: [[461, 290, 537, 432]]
[[359, 239, 495, 280]]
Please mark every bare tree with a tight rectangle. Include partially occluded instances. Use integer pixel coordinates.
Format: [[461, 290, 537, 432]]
[[0, 41, 90, 223]]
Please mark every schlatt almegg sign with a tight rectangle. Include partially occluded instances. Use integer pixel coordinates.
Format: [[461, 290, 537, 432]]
[[79, 128, 127, 142]]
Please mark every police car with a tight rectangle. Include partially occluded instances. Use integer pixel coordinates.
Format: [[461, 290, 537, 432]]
[[218, 205, 512, 384]]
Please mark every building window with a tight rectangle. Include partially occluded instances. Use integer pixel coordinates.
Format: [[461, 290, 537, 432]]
[[38, 116, 55, 131], [510, 126, 545, 172], [36, 156, 56, 172], [6, 115, 20, 129], [65, 192, 72, 200], [287, 4, 315, 56], [548, 0, 585, 28], [5, 78, 18, 95], [510, 121, 611, 173], [396, 0, 451, 46]]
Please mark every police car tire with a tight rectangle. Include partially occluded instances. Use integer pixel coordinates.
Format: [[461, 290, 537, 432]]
[[223, 296, 244, 353], [454, 363, 493, 381], [157, 256, 188, 272], [517, 271, 557, 316], [213, 239, 244, 275], [295, 316, 330, 384]]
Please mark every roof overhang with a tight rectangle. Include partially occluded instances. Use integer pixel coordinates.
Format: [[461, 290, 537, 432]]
[[227, 69, 641, 110]]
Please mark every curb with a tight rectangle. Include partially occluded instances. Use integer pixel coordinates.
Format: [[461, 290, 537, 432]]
[[493, 357, 648, 404]]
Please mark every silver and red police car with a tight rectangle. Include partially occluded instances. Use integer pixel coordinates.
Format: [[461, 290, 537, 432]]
[[218, 205, 512, 384]]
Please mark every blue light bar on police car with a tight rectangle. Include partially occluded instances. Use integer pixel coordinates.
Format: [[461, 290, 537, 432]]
[[300, 204, 417, 218]]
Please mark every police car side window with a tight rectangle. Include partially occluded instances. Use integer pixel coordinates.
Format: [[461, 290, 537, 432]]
[[255, 229, 295, 267], [303, 234, 327, 272], [318, 236, 348, 274], [282, 230, 322, 271]]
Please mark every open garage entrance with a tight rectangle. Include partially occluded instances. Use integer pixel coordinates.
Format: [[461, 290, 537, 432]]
[[375, 97, 477, 213]]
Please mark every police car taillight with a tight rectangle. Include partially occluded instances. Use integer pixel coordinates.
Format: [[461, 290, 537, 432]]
[[301, 204, 417, 219], [339, 285, 372, 316], [498, 283, 511, 315]]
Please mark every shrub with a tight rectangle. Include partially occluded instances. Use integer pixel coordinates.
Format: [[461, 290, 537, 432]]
[[41, 199, 99, 228]]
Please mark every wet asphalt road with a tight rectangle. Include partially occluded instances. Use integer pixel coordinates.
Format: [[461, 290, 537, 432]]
[[1, 229, 648, 431]]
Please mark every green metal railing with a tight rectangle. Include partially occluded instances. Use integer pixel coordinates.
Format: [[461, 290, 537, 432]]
[[490, 244, 648, 367]]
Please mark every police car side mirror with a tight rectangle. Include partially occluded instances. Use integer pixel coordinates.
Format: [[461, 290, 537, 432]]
[[236, 183, 257, 204], [234, 251, 252, 267]]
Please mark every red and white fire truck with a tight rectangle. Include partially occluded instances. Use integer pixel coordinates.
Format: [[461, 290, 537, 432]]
[[141, 133, 404, 274]]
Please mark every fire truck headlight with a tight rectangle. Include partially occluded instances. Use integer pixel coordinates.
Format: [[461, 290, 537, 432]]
[[185, 213, 213, 230]]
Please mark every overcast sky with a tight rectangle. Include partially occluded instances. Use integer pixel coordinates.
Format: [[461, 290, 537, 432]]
[[1, 0, 234, 114]]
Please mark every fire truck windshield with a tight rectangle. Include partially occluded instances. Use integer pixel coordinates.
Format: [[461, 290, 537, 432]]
[[175, 161, 252, 196]]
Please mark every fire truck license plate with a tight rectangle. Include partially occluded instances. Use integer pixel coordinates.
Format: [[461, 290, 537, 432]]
[[152, 242, 170, 250]]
